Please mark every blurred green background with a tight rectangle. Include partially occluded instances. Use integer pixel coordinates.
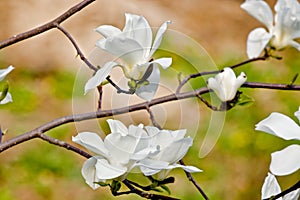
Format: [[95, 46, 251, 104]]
[[0, 0, 299, 200]]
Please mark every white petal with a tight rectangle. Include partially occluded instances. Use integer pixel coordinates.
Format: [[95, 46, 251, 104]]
[[230, 71, 247, 99], [81, 157, 101, 190], [95, 158, 127, 180], [164, 163, 202, 173], [95, 25, 122, 38], [123, 13, 152, 56], [102, 36, 145, 68], [246, 28, 272, 58], [295, 107, 300, 123], [270, 144, 300, 176], [151, 57, 172, 69], [107, 119, 128, 136], [157, 137, 193, 164], [72, 132, 109, 156], [283, 188, 300, 200], [289, 40, 300, 51], [261, 172, 282, 199], [207, 77, 226, 102], [255, 112, 300, 140], [148, 20, 171, 59], [0, 92, 12, 104], [135, 64, 160, 101], [241, 0, 274, 31], [84, 61, 118, 94], [0, 65, 14, 82]]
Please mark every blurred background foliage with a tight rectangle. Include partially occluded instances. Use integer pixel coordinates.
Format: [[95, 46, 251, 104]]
[[0, 0, 299, 199]]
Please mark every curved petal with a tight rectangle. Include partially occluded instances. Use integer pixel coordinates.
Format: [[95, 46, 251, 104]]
[[207, 77, 226, 102], [107, 119, 128, 136], [72, 132, 109, 156], [148, 20, 171, 59], [270, 144, 300, 176], [81, 157, 101, 190], [283, 188, 300, 200], [156, 137, 193, 164], [123, 13, 152, 56], [95, 158, 127, 180], [95, 25, 122, 38], [0, 92, 12, 104], [230, 71, 247, 99], [102, 36, 145, 68], [221, 68, 239, 101], [246, 28, 272, 59], [295, 107, 300, 123], [261, 173, 282, 199], [241, 0, 273, 31], [164, 163, 202, 173], [0, 65, 14, 82], [84, 61, 118, 94], [255, 112, 300, 140], [151, 57, 172, 69], [135, 64, 160, 101], [289, 40, 300, 51]]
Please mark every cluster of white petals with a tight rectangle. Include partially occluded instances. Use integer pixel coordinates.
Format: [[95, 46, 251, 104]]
[[256, 107, 300, 176], [241, 0, 300, 58], [261, 173, 300, 200], [0, 65, 14, 104], [85, 13, 172, 101], [207, 68, 247, 102], [72, 119, 201, 190]]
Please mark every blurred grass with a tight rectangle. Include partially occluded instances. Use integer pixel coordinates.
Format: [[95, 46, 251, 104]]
[[0, 45, 300, 200]]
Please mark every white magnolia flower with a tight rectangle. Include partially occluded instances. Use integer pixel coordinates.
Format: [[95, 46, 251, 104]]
[[85, 13, 172, 101], [137, 126, 202, 180], [0, 65, 14, 104], [207, 67, 247, 102], [255, 107, 300, 176], [241, 0, 300, 58], [72, 119, 156, 189], [261, 173, 300, 200]]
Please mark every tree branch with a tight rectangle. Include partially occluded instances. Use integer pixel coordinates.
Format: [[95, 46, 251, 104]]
[[263, 179, 300, 200], [176, 55, 269, 93], [1, 82, 300, 153], [0, 0, 96, 49], [179, 160, 209, 200]]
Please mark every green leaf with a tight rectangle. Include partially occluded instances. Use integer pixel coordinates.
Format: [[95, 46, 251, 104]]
[[236, 93, 255, 107], [0, 82, 9, 102], [160, 185, 171, 195], [95, 181, 110, 187]]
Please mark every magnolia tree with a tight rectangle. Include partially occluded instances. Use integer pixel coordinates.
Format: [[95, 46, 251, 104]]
[[0, 0, 300, 199]]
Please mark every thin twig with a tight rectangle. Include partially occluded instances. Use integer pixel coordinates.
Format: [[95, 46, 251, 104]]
[[122, 180, 179, 200], [146, 104, 162, 129], [1, 82, 300, 153], [55, 24, 97, 71], [196, 94, 220, 111], [179, 160, 209, 200], [176, 55, 269, 93], [0, 0, 96, 49], [106, 76, 135, 94], [97, 85, 103, 110]]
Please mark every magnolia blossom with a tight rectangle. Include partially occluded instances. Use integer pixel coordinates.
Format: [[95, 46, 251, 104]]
[[137, 126, 202, 180], [0, 65, 14, 104], [241, 0, 300, 58], [73, 119, 200, 189], [85, 13, 172, 101], [72, 119, 156, 189], [255, 107, 300, 176], [207, 67, 247, 102]]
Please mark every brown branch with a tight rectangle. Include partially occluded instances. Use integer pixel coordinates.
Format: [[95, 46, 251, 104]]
[[55, 23, 98, 71], [179, 160, 209, 200], [122, 180, 180, 200], [176, 55, 269, 93], [1, 82, 300, 153], [0, 0, 96, 49], [146, 104, 162, 130]]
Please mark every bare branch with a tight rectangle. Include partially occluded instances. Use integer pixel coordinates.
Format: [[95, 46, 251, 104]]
[[1, 82, 300, 153], [176, 55, 269, 93], [0, 0, 96, 49], [263, 180, 300, 200], [179, 160, 209, 200]]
